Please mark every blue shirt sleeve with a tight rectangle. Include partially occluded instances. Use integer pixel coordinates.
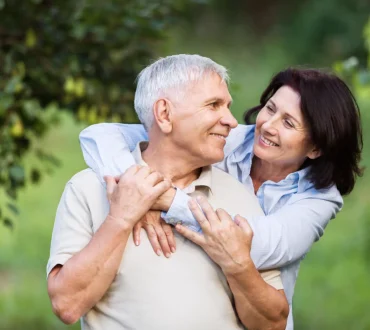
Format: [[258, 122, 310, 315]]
[[247, 188, 343, 269], [163, 186, 343, 270], [79, 123, 147, 181]]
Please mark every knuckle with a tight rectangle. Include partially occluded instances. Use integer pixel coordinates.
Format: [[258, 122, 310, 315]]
[[148, 231, 157, 238]]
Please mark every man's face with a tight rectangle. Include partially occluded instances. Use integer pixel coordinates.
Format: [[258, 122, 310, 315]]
[[169, 73, 237, 166]]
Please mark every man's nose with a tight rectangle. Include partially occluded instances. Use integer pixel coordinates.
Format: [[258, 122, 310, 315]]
[[221, 108, 238, 129]]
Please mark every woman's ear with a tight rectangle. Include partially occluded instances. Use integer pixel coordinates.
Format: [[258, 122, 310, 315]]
[[153, 98, 173, 134], [307, 146, 322, 160]]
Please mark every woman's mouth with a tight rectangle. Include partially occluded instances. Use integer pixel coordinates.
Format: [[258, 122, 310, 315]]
[[260, 135, 279, 147]]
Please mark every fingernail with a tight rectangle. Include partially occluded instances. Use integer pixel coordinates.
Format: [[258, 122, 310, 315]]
[[156, 249, 162, 256], [171, 247, 176, 253], [165, 252, 171, 258], [135, 240, 139, 246]]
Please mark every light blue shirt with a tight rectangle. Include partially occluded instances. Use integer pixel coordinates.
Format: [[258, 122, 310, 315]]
[[79, 123, 343, 330]]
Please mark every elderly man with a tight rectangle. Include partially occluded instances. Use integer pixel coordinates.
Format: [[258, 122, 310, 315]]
[[47, 54, 288, 330]]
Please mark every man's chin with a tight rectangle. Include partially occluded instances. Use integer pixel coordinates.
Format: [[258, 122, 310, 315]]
[[208, 152, 225, 165]]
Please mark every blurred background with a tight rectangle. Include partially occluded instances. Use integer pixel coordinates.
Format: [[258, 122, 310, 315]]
[[0, 0, 370, 329]]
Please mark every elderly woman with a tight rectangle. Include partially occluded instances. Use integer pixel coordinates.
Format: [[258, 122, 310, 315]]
[[79, 67, 363, 329]]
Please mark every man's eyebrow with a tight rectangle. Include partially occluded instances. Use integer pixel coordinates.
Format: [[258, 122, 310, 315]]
[[205, 97, 233, 108]]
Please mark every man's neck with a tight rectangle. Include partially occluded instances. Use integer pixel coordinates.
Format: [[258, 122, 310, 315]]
[[141, 140, 203, 189]]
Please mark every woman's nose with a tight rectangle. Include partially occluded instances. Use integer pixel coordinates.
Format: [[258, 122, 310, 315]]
[[261, 116, 278, 135]]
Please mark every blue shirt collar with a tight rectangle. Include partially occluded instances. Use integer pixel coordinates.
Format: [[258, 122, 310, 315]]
[[230, 125, 313, 194]]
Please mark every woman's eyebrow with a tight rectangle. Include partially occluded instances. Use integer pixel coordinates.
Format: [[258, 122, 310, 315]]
[[269, 99, 301, 124]]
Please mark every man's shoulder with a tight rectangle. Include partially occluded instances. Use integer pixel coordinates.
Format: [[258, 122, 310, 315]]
[[211, 166, 249, 192], [68, 169, 103, 192], [209, 167, 263, 216]]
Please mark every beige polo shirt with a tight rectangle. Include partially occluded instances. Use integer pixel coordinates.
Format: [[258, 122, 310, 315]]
[[47, 142, 283, 330]]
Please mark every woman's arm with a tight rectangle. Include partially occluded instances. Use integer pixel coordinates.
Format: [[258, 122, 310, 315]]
[[79, 123, 148, 179], [79, 123, 247, 180], [163, 188, 342, 269], [78, 123, 343, 269]]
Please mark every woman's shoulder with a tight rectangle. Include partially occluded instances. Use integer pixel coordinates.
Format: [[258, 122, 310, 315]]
[[290, 180, 343, 206], [224, 124, 255, 156]]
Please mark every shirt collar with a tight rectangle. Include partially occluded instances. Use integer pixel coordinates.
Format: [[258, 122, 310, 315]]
[[231, 125, 313, 193], [132, 141, 149, 166], [131, 141, 213, 194]]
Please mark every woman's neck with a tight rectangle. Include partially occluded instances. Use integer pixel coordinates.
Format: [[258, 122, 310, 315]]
[[250, 157, 296, 194]]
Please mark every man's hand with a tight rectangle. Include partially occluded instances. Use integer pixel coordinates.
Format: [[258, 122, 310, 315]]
[[175, 195, 253, 275], [104, 165, 172, 229], [133, 211, 176, 258]]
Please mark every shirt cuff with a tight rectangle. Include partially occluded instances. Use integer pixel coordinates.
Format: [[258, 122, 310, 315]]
[[161, 189, 201, 232]]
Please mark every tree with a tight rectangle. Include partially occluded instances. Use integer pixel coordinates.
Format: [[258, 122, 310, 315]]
[[0, 0, 201, 228]]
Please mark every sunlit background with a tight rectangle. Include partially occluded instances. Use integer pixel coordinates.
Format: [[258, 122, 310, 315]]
[[0, 1, 370, 329]]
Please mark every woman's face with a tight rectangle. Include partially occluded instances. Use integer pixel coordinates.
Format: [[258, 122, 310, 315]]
[[253, 86, 320, 172]]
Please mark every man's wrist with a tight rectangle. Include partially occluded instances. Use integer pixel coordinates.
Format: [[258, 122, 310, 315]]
[[222, 253, 254, 277], [106, 213, 134, 233]]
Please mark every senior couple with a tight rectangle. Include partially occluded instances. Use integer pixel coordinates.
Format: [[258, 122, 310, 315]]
[[47, 54, 362, 330]]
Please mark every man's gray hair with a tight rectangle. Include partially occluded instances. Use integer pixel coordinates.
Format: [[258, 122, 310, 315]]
[[134, 54, 229, 130]]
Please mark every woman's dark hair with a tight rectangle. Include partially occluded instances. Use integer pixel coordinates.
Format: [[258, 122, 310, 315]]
[[244, 68, 363, 195]]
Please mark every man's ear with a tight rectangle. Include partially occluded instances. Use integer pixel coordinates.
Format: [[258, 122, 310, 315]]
[[307, 146, 322, 160], [153, 98, 173, 134]]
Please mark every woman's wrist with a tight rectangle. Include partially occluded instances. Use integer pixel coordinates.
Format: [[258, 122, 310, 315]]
[[151, 186, 176, 211]]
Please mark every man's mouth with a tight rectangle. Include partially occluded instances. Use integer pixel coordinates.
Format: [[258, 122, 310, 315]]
[[210, 133, 226, 141], [260, 135, 279, 147]]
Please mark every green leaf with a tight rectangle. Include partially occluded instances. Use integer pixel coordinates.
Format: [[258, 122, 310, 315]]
[[3, 217, 14, 231], [7, 203, 19, 215], [9, 165, 25, 182], [0, 94, 14, 115], [5, 75, 22, 94], [30, 168, 41, 184]]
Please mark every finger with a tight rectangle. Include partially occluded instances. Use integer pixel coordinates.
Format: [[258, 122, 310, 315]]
[[124, 164, 142, 176], [151, 179, 172, 197], [175, 224, 205, 246], [143, 223, 162, 256], [153, 224, 172, 258], [188, 198, 211, 233], [162, 222, 176, 253], [145, 171, 165, 186], [215, 208, 234, 223], [133, 222, 143, 246], [195, 195, 220, 227], [234, 214, 253, 235], [135, 166, 152, 179], [104, 176, 117, 199]]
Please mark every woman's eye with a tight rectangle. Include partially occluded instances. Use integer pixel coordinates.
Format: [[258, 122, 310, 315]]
[[266, 105, 275, 113], [284, 119, 294, 128]]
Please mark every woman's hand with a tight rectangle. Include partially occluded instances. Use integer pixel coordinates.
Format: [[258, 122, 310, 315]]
[[175, 196, 254, 275], [133, 210, 176, 258], [150, 186, 176, 212]]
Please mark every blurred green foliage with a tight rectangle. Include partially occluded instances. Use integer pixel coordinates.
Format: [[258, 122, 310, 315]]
[[334, 17, 370, 102], [0, 0, 201, 227]]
